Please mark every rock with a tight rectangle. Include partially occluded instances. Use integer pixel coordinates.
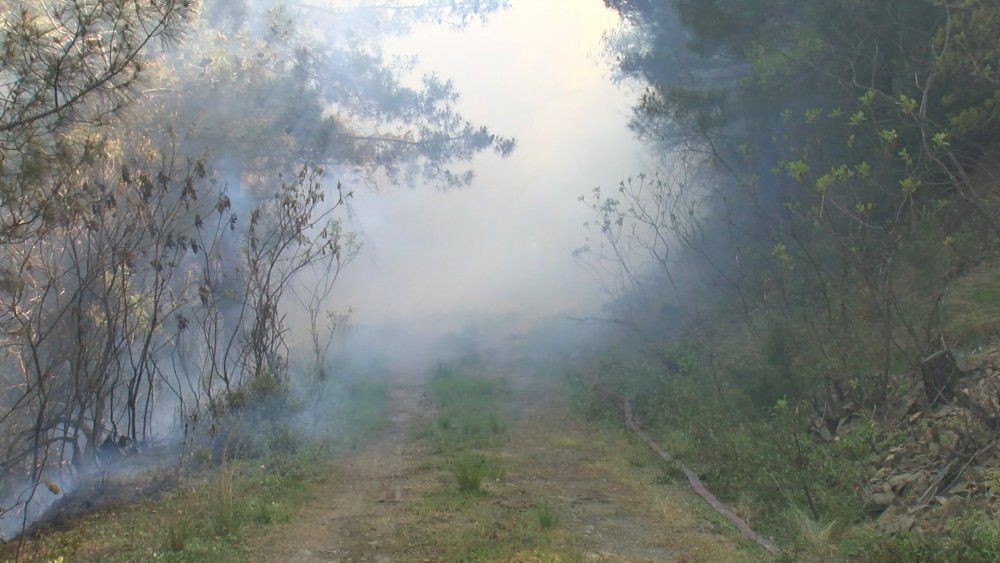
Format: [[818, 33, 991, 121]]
[[938, 430, 960, 450], [948, 481, 970, 496], [934, 405, 958, 420], [887, 473, 917, 494], [865, 492, 894, 512], [818, 425, 834, 442], [878, 504, 902, 523]]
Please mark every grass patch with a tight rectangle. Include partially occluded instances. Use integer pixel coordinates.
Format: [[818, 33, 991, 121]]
[[164, 512, 195, 553], [401, 362, 579, 560], [845, 516, 1000, 562], [309, 377, 389, 451], [401, 494, 580, 561], [450, 453, 503, 493], [426, 409, 506, 449], [423, 363, 508, 451], [427, 363, 509, 410], [531, 505, 560, 530]]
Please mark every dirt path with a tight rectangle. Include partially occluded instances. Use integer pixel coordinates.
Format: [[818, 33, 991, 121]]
[[492, 373, 757, 562], [255, 370, 761, 562], [253, 376, 437, 562]]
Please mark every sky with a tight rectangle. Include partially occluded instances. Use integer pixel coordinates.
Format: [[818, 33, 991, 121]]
[[334, 0, 652, 332]]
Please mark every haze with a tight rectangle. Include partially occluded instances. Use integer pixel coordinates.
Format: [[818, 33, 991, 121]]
[[337, 1, 648, 330], [0, 1, 648, 534]]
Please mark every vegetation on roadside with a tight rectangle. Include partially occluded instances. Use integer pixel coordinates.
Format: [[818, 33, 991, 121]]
[[574, 0, 1000, 559], [0, 0, 511, 539], [2, 377, 388, 562], [847, 515, 1000, 563]]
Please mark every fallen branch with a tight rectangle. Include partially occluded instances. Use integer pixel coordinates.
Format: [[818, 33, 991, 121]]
[[916, 455, 960, 506], [596, 384, 781, 557]]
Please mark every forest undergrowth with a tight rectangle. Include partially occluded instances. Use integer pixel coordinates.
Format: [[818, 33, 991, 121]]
[[576, 1, 1000, 561]]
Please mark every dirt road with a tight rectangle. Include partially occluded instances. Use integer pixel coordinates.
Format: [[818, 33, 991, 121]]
[[255, 371, 760, 562], [253, 378, 436, 561]]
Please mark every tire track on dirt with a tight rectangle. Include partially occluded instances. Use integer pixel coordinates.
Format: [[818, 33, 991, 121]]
[[256, 369, 761, 562], [492, 372, 757, 562], [254, 376, 433, 562]]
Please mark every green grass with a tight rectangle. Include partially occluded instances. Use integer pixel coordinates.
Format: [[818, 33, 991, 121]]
[[427, 363, 509, 410], [302, 376, 389, 451], [425, 366, 509, 499], [402, 492, 580, 561], [845, 516, 1000, 562], [450, 453, 504, 493], [424, 409, 506, 449], [531, 505, 560, 530], [421, 364, 508, 451]]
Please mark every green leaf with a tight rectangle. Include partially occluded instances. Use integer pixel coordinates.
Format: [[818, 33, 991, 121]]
[[932, 131, 951, 148]]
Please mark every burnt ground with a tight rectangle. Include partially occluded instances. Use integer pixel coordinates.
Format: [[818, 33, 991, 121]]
[[7, 441, 185, 542], [252, 370, 760, 562], [23, 470, 178, 537]]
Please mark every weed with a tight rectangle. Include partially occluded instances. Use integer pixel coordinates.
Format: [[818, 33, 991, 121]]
[[848, 516, 1000, 562], [164, 512, 195, 552], [533, 506, 560, 530], [426, 364, 508, 451], [450, 453, 502, 493], [215, 459, 240, 535], [247, 498, 286, 525], [786, 504, 836, 558]]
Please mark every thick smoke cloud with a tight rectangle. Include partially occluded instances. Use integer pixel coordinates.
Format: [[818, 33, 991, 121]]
[[336, 1, 650, 334]]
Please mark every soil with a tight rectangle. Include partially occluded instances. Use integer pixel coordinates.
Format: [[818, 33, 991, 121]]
[[11, 442, 185, 541], [252, 370, 758, 562]]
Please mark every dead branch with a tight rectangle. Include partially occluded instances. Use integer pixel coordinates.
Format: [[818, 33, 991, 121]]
[[596, 384, 781, 557]]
